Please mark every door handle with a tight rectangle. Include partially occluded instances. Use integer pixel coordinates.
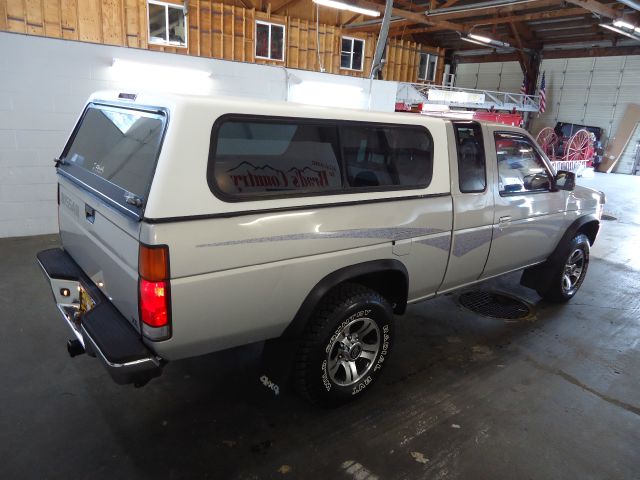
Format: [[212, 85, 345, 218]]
[[85, 204, 95, 224], [498, 216, 511, 229]]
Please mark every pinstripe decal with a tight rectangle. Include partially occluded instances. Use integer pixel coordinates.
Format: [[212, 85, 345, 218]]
[[196, 227, 446, 248]]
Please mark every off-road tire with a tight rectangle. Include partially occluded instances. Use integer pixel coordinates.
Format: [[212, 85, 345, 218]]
[[293, 283, 394, 407], [537, 233, 590, 303]]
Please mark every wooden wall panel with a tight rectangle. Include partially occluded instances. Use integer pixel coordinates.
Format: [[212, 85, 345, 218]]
[[77, 0, 102, 43], [60, 0, 78, 40], [6, 0, 25, 33], [24, 0, 44, 35], [102, 0, 124, 45], [0, 0, 443, 85], [43, 0, 62, 37], [124, 0, 141, 47]]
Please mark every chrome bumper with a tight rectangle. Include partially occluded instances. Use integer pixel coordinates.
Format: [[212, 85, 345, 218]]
[[37, 248, 163, 386]]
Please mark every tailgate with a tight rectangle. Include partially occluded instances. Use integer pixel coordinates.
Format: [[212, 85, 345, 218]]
[[58, 177, 141, 330], [56, 101, 167, 331]]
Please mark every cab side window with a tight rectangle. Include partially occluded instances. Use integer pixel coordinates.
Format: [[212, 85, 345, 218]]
[[454, 122, 486, 193], [494, 132, 552, 195]]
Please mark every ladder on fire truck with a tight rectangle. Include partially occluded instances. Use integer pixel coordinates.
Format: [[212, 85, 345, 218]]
[[396, 83, 541, 113]]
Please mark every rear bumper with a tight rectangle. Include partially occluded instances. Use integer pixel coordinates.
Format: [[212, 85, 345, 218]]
[[36, 248, 163, 386]]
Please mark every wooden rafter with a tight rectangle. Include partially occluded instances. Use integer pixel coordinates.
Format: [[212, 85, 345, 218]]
[[466, 8, 588, 27], [272, 0, 304, 14], [439, 0, 461, 8], [388, 24, 449, 36], [563, 0, 621, 20], [346, 0, 569, 33], [342, 12, 363, 25], [236, 0, 255, 9], [344, 0, 491, 37], [415, 0, 562, 22], [509, 21, 538, 90]]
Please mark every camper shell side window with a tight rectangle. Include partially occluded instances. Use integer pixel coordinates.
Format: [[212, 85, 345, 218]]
[[207, 114, 434, 201]]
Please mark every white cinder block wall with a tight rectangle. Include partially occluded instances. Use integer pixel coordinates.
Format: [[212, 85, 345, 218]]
[[0, 32, 398, 238]]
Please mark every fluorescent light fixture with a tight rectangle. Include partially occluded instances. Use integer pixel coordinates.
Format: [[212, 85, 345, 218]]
[[599, 24, 640, 42], [613, 19, 636, 30], [289, 81, 365, 109], [461, 36, 492, 47], [111, 58, 211, 79], [110, 58, 212, 95], [312, 0, 380, 17], [468, 33, 492, 43], [462, 34, 511, 49]]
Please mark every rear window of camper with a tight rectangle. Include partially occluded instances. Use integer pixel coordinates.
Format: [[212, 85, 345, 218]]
[[60, 103, 166, 215], [209, 115, 433, 200]]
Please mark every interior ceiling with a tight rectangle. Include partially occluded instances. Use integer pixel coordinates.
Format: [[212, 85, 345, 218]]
[[343, 0, 640, 55]]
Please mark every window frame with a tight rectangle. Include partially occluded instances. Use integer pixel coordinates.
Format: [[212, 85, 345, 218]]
[[418, 52, 438, 82], [207, 113, 434, 203], [340, 36, 365, 72], [453, 121, 487, 194], [255, 20, 286, 62], [147, 0, 188, 48], [493, 130, 556, 197]]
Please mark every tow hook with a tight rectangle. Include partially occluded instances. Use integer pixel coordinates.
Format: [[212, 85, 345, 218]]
[[67, 339, 85, 357]]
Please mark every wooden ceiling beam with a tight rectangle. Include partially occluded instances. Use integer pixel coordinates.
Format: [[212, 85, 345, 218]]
[[348, 18, 413, 32], [467, 8, 588, 27], [540, 32, 613, 44], [455, 52, 522, 63], [417, 0, 562, 22], [542, 44, 640, 57], [563, 0, 623, 20], [347, 0, 477, 33], [342, 12, 364, 25], [272, 0, 304, 13], [345, 0, 551, 37], [439, 0, 461, 8]]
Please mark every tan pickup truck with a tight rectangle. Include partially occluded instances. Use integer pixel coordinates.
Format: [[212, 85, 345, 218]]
[[38, 91, 605, 406]]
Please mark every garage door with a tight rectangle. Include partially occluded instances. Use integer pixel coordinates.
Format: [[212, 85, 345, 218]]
[[530, 55, 640, 143], [455, 61, 523, 93]]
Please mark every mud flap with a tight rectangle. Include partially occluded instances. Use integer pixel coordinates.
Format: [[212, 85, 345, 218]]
[[256, 337, 299, 400], [520, 262, 551, 290]]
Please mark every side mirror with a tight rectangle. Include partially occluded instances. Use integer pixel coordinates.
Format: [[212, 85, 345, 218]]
[[555, 170, 576, 191], [523, 173, 551, 191]]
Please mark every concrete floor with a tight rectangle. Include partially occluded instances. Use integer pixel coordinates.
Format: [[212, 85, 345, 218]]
[[1, 172, 639, 480]]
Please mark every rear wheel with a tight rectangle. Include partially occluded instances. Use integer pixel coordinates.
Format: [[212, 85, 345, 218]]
[[537, 233, 590, 302], [293, 283, 394, 407]]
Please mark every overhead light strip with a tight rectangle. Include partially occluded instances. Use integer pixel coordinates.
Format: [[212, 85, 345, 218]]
[[312, 0, 381, 17], [599, 24, 640, 42]]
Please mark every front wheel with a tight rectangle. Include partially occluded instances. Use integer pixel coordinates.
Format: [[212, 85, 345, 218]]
[[537, 233, 590, 303], [293, 283, 394, 407]]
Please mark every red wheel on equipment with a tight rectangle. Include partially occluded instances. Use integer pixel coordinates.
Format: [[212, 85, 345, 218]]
[[535, 127, 558, 159], [563, 129, 591, 161]]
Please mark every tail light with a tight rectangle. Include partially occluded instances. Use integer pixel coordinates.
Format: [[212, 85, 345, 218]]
[[139, 244, 171, 340]]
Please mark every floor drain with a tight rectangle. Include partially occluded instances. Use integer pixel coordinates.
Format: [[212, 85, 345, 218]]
[[601, 214, 617, 221], [458, 291, 534, 320]]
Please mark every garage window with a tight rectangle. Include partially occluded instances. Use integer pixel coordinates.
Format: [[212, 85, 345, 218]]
[[256, 21, 285, 61], [341, 37, 365, 71], [209, 115, 433, 200], [418, 53, 438, 82], [148, 1, 187, 47]]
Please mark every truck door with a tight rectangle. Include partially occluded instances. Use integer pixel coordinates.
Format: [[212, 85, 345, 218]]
[[439, 121, 494, 292], [481, 128, 566, 278]]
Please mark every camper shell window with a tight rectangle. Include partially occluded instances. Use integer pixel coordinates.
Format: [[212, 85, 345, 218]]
[[208, 115, 434, 201]]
